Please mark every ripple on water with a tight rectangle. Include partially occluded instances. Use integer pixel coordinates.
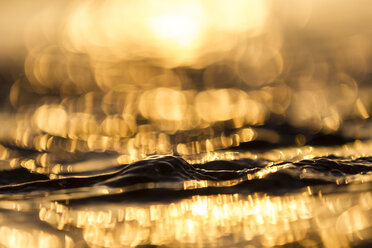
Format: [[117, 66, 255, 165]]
[[0, 142, 372, 247]]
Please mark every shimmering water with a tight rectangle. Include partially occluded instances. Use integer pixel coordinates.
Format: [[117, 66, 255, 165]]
[[1, 139, 372, 247], [1, 1, 372, 247]]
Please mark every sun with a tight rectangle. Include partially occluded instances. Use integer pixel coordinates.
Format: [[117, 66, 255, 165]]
[[149, 14, 199, 47]]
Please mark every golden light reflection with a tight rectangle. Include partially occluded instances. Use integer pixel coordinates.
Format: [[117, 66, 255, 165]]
[[0, 0, 370, 157], [34, 105, 68, 137], [1, 1, 372, 247], [1, 129, 372, 176], [21, 187, 370, 247], [0, 225, 68, 248]]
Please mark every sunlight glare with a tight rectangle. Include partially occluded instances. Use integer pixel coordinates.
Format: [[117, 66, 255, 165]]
[[149, 15, 200, 47]]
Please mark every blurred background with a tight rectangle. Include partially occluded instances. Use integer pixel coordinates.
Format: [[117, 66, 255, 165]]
[[0, 0, 372, 161]]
